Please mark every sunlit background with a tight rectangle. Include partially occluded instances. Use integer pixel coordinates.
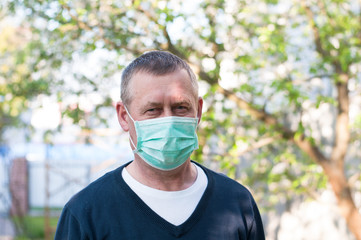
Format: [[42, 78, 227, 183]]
[[1, 0, 361, 239]]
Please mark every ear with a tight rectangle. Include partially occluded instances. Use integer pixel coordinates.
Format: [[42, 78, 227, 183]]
[[116, 102, 130, 132], [197, 97, 203, 124]]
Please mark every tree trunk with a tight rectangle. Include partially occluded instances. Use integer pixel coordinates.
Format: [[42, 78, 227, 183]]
[[321, 161, 361, 240], [294, 136, 361, 240]]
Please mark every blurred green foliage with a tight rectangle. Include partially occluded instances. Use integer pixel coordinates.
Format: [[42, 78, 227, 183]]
[[13, 215, 58, 240]]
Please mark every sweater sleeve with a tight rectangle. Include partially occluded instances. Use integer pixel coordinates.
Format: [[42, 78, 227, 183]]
[[247, 201, 265, 240], [54, 206, 86, 240]]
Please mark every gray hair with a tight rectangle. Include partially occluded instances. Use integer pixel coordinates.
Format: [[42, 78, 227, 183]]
[[121, 51, 198, 105]]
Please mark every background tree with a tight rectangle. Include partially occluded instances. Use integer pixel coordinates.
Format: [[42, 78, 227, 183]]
[[4, 0, 361, 239], [0, 10, 50, 142]]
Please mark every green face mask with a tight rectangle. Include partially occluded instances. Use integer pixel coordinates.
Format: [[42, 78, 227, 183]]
[[125, 106, 199, 171]]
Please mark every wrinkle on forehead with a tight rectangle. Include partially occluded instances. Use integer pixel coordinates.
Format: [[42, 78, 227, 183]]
[[127, 69, 198, 107]]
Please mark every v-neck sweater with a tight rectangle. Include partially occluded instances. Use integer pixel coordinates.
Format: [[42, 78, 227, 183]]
[[55, 161, 265, 240], [122, 164, 207, 226]]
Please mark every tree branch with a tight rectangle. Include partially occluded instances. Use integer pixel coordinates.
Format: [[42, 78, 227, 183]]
[[300, 0, 350, 165], [59, 3, 142, 55], [331, 77, 350, 162], [236, 136, 278, 156], [216, 84, 330, 166], [301, 1, 327, 58]]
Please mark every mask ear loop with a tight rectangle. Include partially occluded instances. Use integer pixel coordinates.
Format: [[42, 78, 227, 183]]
[[124, 105, 138, 152], [124, 105, 135, 122]]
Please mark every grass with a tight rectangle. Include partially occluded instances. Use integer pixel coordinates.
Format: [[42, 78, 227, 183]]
[[12, 215, 59, 240]]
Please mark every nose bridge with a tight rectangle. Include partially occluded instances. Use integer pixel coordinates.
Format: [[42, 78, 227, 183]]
[[163, 106, 173, 117]]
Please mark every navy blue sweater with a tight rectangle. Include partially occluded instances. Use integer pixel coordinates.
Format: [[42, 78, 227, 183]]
[[55, 161, 265, 239]]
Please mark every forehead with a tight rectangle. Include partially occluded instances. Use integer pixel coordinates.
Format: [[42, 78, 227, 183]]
[[128, 69, 196, 103]]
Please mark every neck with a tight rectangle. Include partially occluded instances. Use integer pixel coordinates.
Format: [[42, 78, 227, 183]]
[[125, 157, 197, 191]]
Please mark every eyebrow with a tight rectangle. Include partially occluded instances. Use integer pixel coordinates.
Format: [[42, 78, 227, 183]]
[[171, 100, 192, 107], [141, 101, 163, 111], [141, 100, 192, 111]]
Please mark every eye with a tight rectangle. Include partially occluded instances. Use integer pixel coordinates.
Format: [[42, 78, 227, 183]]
[[145, 108, 161, 116], [174, 105, 189, 114]]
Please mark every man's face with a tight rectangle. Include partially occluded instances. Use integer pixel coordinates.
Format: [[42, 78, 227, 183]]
[[128, 69, 200, 120], [117, 69, 203, 149]]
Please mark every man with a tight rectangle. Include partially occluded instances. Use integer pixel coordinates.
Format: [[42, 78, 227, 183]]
[[55, 51, 265, 239]]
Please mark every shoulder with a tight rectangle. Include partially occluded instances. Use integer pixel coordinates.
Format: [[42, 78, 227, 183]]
[[194, 162, 265, 238], [55, 162, 134, 239], [64, 163, 127, 214]]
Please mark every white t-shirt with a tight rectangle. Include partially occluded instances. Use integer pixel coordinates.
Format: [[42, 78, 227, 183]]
[[122, 164, 208, 226]]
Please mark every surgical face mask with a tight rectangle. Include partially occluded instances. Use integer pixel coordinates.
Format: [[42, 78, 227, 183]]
[[125, 106, 199, 171]]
